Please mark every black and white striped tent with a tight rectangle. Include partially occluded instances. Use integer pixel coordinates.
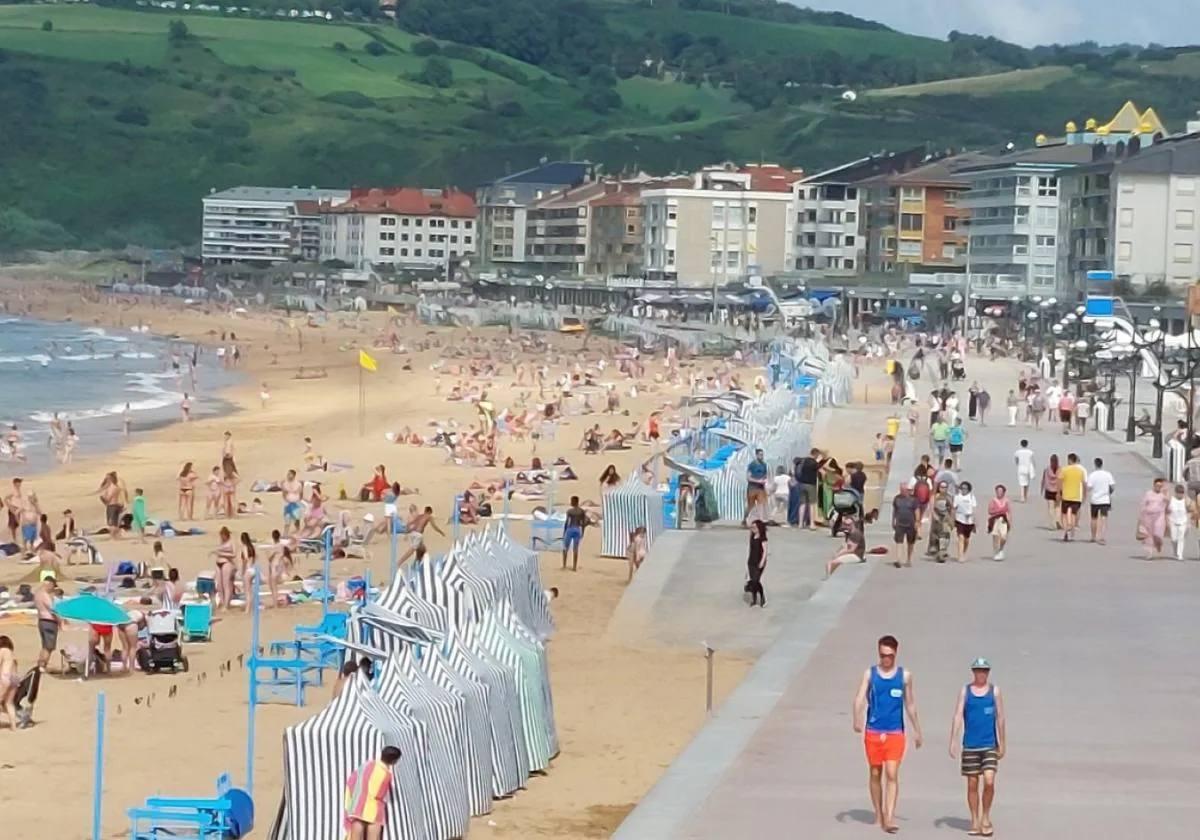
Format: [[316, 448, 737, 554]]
[[601, 475, 666, 558], [269, 673, 430, 840]]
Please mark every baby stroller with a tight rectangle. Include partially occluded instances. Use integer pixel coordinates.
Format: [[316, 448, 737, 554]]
[[144, 609, 189, 673], [829, 489, 864, 538]]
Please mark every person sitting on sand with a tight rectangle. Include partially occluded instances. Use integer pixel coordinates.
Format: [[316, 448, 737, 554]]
[[295, 490, 330, 540], [361, 465, 389, 503], [605, 429, 628, 450]]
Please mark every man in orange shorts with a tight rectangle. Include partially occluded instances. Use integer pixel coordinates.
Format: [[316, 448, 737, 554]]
[[853, 634, 924, 833]]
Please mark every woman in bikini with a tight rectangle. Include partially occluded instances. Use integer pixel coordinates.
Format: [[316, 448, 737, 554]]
[[237, 531, 257, 614], [205, 467, 221, 518], [177, 461, 198, 520], [265, 529, 292, 609], [221, 462, 239, 519], [210, 526, 236, 611]]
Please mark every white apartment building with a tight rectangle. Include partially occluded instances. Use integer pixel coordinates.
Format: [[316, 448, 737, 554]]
[[319, 188, 477, 271], [640, 165, 800, 288], [792, 173, 863, 273], [1060, 135, 1200, 291], [201, 186, 349, 267], [958, 144, 1094, 294]]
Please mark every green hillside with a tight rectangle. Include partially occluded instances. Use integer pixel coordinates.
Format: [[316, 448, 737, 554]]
[[1, 3, 1199, 252]]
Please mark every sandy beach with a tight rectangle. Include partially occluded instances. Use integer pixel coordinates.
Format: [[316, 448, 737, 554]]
[[0, 275, 888, 839]]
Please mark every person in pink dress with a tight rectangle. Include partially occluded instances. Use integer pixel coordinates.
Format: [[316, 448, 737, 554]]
[[1136, 478, 1168, 560]]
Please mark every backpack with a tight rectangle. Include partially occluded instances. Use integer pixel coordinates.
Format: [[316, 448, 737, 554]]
[[914, 478, 931, 503]]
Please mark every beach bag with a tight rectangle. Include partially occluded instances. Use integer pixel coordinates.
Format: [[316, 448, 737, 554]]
[[914, 478, 931, 504]]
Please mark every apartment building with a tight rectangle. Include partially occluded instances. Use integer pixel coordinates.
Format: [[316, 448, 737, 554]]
[[858, 153, 988, 272], [791, 147, 928, 274], [1060, 134, 1200, 291], [319, 187, 477, 270], [640, 164, 801, 287], [201, 186, 349, 267], [588, 184, 646, 278], [476, 161, 595, 270], [522, 180, 610, 276]]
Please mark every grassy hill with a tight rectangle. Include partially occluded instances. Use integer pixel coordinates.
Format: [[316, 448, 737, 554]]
[[1, 3, 1199, 252]]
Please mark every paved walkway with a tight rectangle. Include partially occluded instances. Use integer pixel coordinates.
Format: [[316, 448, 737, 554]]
[[616, 355, 1200, 839]]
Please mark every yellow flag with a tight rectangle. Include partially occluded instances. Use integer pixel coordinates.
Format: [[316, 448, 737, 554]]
[[386, 305, 398, 315], [358, 349, 378, 372]]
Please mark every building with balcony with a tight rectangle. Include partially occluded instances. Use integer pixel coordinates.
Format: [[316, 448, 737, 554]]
[[588, 184, 647, 279], [476, 161, 596, 270], [792, 147, 929, 275], [318, 187, 477, 271], [859, 153, 989, 273], [201, 186, 350, 268], [641, 164, 801, 287], [1060, 134, 1200, 292], [522, 180, 611, 276]]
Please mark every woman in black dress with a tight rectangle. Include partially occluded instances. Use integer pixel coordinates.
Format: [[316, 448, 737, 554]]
[[746, 519, 769, 607]]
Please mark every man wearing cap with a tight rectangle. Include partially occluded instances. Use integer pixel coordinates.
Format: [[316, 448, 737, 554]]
[[853, 634, 923, 834], [34, 573, 60, 672], [949, 658, 1006, 837]]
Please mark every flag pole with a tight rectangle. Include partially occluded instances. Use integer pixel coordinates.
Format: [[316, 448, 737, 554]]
[[358, 361, 364, 437]]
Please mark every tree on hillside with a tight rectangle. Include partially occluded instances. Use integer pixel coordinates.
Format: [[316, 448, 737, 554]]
[[168, 19, 190, 45], [41, 20, 52, 32], [418, 56, 454, 88]]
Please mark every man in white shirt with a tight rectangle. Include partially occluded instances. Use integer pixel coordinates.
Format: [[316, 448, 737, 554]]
[[1013, 440, 1036, 503], [1085, 456, 1115, 544]]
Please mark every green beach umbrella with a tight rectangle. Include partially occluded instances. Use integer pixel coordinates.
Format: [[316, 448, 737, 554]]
[[53, 594, 131, 626]]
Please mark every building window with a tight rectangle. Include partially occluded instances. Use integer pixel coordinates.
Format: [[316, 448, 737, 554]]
[[414, 248, 422, 257], [712, 205, 725, 225], [748, 207, 757, 224], [1176, 209, 1195, 229], [414, 219, 423, 227], [414, 234, 422, 242], [1033, 266, 1055, 286], [380, 232, 395, 242], [898, 241, 921, 257], [400, 248, 408, 257], [845, 211, 856, 224], [944, 191, 960, 205], [726, 251, 740, 269], [942, 244, 958, 259], [1117, 241, 1132, 260], [943, 217, 958, 232], [1178, 178, 1196, 195], [844, 235, 856, 247], [710, 250, 721, 268], [1036, 235, 1056, 247], [1037, 177, 1058, 197], [1034, 206, 1057, 227], [1119, 208, 1134, 228], [1173, 243, 1194, 263], [843, 258, 854, 269], [450, 220, 459, 228], [380, 247, 395, 256], [401, 218, 410, 226], [900, 213, 923, 232], [666, 249, 675, 265], [900, 187, 922, 200], [465, 220, 473, 229], [450, 235, 458, 244], [381, 217, 396, 226], [465, 236, 472, 245], [667, 207, 677, 222]]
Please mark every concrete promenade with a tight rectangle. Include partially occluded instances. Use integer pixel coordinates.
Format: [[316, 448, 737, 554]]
[[616, 356, 1200, 839]]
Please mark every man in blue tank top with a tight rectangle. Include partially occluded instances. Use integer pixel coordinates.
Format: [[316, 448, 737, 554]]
[[853, 634, 924, 834], [949, 657, 1007, 837]]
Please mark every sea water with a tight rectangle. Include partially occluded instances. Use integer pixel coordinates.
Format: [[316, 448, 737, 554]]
[[0, 317, 239, 473]]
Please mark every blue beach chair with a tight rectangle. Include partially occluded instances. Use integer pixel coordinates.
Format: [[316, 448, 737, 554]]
[[181, 603, 213, 643]]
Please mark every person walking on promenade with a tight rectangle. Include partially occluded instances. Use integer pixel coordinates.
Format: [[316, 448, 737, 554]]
[[930, 416, 951, 465], [928, 481, 953, 562], [1136, 478, 1168, 560], [1005, 389, 1020, 426], [1014, 440, 1036, 503], [891, 483, 919, 568], [987, 485, 1012, 561], [949, 658, 1006, 837], [948, 418, 967, 470], [745, 519, 768, 607], [1085, 457, 1114, 544], [1167, 483, 1194, 561], [1040, 454, 1062, 530], [976, 387, 991, 426], [953, 481, 978, 562], [852, 634, 923, 834], [1059, 453, 1087, 542]]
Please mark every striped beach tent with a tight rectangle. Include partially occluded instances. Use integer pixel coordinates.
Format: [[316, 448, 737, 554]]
[[418, 644, 495, 815], [268, 673, 429, 840], [374, 651, 471, 839], [467, 607, 555, 771], [443, 627, 529, 796], [376, 573, 451, 631], [601, 475, 666, 558], [495, 598, 559, 758]]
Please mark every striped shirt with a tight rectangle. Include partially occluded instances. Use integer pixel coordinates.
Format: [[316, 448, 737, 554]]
[[344, 759, 393, 827]]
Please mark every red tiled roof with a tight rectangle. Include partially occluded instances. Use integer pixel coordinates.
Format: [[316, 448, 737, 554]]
[[293, 200, 321, 215], [590, 184, 644, 207], [740, 164, 804, 193], [325, 187, 477, 218]]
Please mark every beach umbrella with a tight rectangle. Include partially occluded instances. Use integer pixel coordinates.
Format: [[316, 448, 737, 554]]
[[53, 594, 130, 626]]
